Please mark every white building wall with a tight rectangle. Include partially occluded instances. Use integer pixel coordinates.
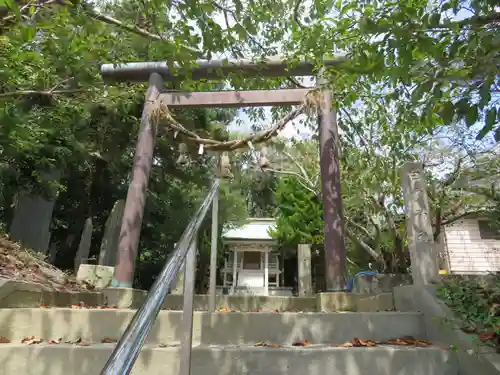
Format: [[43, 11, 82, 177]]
[[444, 218, 500, 274]]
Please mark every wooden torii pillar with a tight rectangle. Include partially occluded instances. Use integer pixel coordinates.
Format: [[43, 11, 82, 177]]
[[100, 56, 347, 291]]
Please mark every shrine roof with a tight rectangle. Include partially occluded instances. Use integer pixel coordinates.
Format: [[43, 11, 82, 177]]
[[222, 218, 276, 242]]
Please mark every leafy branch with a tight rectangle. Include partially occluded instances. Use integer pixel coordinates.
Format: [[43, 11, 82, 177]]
[[0, 0, 204, 55], [89, 11, 203, 55], [0, 88, 85, 99]]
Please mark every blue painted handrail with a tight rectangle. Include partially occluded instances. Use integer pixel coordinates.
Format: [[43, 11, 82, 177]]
[[346, 271, 378, 292]]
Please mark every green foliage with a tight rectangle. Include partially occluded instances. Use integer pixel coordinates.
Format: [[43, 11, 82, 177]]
[[245, 171, 279, 217], [437, 276, 500, 347], [270, 176, 323, 246], [285, 0, 500, 141], [438, 277, 493, 326], [1, 0, 499, 290], [0, 0, 256, 289], [268, 130, 497, 274]]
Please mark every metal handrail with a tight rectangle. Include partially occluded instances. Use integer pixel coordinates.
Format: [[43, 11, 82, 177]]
[[100, 178, 221, 375]]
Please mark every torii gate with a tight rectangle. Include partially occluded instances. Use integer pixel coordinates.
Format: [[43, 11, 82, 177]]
[[100, 56, 348, 292]]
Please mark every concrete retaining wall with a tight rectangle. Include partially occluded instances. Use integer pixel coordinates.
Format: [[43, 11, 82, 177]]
[[394, 285, 500, 375], [0, 280, 103, 308], [0, 279, 395, 312], [352, 273, 413, 293], [0, 344, 457, 375], [0, 309, 424, 345]]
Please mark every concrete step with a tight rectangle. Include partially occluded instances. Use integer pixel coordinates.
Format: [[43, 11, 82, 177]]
[[0, 343, 457, 375], [0, 279, 397, 311], [0, 309, 425, 345]]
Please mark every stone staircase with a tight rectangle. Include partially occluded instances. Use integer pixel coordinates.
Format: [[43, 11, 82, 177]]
[[0, 302, 457, 375]]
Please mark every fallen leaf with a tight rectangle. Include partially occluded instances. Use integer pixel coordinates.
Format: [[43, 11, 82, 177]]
[[65, 337, 83, 344], [71, 301, 91, 309], [352, 338, 362, 346], [479, 332, 496, 343], [0, 337, 10, 343], [382, 338, 412, 346], [39, 305, 50, 309], [334, 341, 354, 347], [272, 309, 280, 313], [379, 336, 432, 347], [414, 339, 432, 347], [397, 336, 416, 345], [354, 338, 377, 347], [96, 303, 117, 309], [48, 338, 62, 344], [439, 345, 451, 350], [254, 341, 280, 348], [334, 336, 433, 348], [77, 340, 91, 346], [102, 338, 117, 343], [92, 304, 118, 310], [217, 307, 230, 312], [22, 336, 43, 345], [292, 339, 310, 347], [334, 339, 377, 348]]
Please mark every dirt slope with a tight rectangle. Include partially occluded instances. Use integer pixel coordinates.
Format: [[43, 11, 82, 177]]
[[0, 234, 94, 292]]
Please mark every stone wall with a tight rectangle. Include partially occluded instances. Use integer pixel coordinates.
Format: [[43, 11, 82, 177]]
[[352, 274, 413, 294]]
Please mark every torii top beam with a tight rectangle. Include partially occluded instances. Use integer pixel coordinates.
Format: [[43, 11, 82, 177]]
[[100, 55, 347, 83]]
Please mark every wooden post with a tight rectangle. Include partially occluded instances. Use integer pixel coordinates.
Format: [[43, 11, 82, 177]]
[[179, 237, 197, 375], [159, 89, 309, 108], [170, 242, 185, 294], [317, 73, 347, 292], [208, 153, 221, 312], [208, 176, 220, 312], [400, 162, 439, 285], [232, 251, 237, 293], [264, 251, 269, 296], [112, 72, 164, 288], [298, 244, 313, 296]]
